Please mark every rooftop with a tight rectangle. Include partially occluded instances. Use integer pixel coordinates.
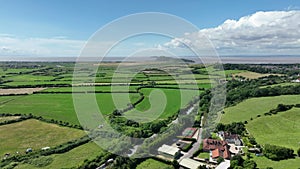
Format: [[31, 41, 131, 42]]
[[179, 158, 203, 169]]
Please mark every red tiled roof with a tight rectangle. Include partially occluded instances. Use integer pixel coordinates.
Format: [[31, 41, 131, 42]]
[[212, 149, 220, 158], [203, 139, 231, 159], [203, 139, 227, 151]]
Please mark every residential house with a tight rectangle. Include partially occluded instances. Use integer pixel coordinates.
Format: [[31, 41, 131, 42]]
[[203, 139, 231, 159]]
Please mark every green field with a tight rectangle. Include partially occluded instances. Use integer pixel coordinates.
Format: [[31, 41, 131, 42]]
[[124, 88, 199, 122], [0, 119, 85, 155], [246, 108, 300, 151], [250, 155, 300, 169], [221, 95, 300, 124], [43, 85, 139, 93], [136, 159, 172, 169], [15, 142, 103, 169], [0, 93, 140, 124]]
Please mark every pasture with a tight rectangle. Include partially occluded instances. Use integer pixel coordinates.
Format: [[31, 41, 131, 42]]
[[221, 95, 300, 124], [124, 88, 199, 122], [0, 93, 140, 125], [15, 142, 103, 169], [0, 119, 85, 155], [250, 155, 300, 169], [246, 108, 300, 151]]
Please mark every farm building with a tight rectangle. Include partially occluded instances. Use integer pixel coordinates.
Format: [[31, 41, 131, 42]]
[[179, 158, 204, 169], [158, 144, 181, 159]]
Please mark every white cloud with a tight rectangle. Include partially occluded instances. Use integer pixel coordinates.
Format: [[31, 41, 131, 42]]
[[0, 35, 85, 57], [163, 10, 300, 56]]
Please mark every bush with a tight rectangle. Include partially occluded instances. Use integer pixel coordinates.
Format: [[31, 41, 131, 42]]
[[217, 157, 224, 164], [27, 156, 53, 167]]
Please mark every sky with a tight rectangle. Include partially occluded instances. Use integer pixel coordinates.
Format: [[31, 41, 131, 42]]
[[0, 0, 300, 57]]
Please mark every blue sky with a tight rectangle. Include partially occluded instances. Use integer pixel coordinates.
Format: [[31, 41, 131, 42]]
[[0, 0, 300, 57]]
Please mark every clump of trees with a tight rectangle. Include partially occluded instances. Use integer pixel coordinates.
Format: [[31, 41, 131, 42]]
[[264, 104, 294, 116], [264, 144, 294, 161], [215, 122, 246, 135]]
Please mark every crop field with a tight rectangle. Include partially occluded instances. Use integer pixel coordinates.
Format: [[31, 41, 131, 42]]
[[136, 159, 172, 169], [15, 142, 103, 169], [221, 95, 300, 124], [0, 116, 20, 123], [124, 88, 199, 122], [0, 119, 85, 155], [0, 93, 140, 124], [246, 108, 300, 151], [233, 71, 282, 79]]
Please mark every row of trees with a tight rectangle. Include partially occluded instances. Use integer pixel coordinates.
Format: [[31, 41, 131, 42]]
[[223, 63, 300, 76]]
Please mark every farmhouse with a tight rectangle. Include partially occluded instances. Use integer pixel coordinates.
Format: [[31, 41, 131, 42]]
[[203, 139, 231, 159], [158, 144, 181, 159]]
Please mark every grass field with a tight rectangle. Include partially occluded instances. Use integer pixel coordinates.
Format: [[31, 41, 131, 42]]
[[250, 155, 300, 169], [221, 95, 300, 124], [224, 69, 247, 76], [136, 159, 173, 169], [0, 119, 85, 155], [124, 88, 199, 122], [0, 93, 140, 124], [15, 142, 103, 169], [246, 108, 300, 151]]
